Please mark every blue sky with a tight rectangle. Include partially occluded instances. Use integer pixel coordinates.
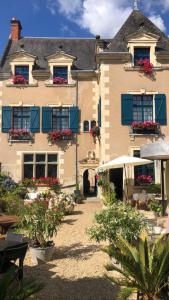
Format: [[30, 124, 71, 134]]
[[0, 0, 169, 55]]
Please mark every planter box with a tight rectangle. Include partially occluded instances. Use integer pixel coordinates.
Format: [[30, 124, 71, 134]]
[[29, 245, 55, 264]]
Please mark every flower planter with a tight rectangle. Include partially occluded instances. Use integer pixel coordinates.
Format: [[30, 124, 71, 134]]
[[29, 245, 55, 264]]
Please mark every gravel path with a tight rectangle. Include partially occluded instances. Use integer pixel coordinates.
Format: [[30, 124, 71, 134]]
[[24, 199, 117, 300]]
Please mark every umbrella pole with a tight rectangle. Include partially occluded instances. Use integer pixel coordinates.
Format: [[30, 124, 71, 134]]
[[124, 164, 128, 201], [161, 160, 165, 216]]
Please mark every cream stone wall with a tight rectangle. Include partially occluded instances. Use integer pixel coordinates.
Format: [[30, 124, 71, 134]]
[[99, 61, 169, 194], [0, 78, 97, 188]]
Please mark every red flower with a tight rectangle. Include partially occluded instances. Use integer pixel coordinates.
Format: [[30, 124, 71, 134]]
[[53, 77, 68, 84], [136, 58, 154, 76], [13, 75, 28, 85]]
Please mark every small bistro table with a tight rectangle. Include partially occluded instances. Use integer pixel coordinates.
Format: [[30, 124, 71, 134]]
[[0, 214, 18, 234]]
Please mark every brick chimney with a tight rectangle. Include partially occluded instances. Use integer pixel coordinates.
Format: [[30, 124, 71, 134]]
[[10, 17, 22, 41]]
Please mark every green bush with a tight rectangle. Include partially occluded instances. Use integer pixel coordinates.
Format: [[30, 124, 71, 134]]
[[102, 190, 117, 206], [146, 183, 161, 194], [18, 200, 63, 248], [88, 202, 148, 244], [148, 198, 163, 216]]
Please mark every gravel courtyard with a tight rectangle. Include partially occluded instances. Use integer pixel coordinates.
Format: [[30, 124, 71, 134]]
[[24, 198, 117, 300]]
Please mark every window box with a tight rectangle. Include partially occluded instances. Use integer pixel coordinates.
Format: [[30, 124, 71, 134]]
[[12, 75, 28, 85], [53, 77, 68, 85], [48, 129, 73, 143], [136, 175, 153, 186], [8, 129, 33, 142], [131, 121, 159, 135], [136, 58, 154, 77]]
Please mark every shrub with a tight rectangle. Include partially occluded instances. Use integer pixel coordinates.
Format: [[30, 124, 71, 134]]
[[49, 193, 75, 215], [146, 183, 161, 194], [88, 202, 148, 244], [18, 200, 63, 248]]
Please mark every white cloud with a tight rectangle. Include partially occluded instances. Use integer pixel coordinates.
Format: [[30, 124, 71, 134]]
[[149, 14, 166, 32], [46, 0, 167, 37]]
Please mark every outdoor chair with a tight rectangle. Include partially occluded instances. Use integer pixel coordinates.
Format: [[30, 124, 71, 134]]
[[5, 232, 23, 243], [0, 242, 28, 281]]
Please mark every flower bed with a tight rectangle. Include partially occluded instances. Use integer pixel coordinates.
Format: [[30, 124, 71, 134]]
[[131, 121, 159, 134], [9, 129, 31, 140], [136, 58, 154, 77], [48, 129, 72, 143], [90, 126, 100, 143], [13, 75, 28, 85], [53, 77, 68, 84], [136, 175, 153, 185]]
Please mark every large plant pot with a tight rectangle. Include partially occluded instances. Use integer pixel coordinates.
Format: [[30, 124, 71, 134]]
[[29, 245, 55, 264]]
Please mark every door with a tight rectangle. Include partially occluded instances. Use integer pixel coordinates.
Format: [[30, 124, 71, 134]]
[[109, 168, 123, 200]]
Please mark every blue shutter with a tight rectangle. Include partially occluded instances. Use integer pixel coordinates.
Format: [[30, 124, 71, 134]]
[[69, 106, 79, 133], [98, 97, 101, 127], [121, 94, 133, 125], [2, 106, 12, 133], [42, 107, 52, 133], [30, 107, 40, 133], [155, 94, 167, 125]]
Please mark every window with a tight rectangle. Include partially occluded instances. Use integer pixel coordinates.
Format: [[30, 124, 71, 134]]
[[52, 108, 69, 130], [53, 66, 68, 80], [133, 95, 153, 122], [83, 120, 96, 132], [15, 65, 29, 81], [134, 150, 154, 185], [134, 47, 150, 66], [13, 107, 30, 129], [23, 153, 58, 179], [83, 120, 89, 132]]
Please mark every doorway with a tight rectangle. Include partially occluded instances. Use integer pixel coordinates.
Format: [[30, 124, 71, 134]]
[[109, 168, 123, 200], [83, 169, 97, 197]]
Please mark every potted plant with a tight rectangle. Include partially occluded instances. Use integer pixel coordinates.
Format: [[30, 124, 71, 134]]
[[90, 126, 101, 143], [9, 129, 31, 141], [136, 58, 154, 77], [53, 77, 68, 84], [131, 121, 159, 134], [48, 129, 72, 143], [18, 200, 63, 264], [136, 174, 153, 185]]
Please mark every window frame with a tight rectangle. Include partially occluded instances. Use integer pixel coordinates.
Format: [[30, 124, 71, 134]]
[[134, 47, 150, 66], [132, 95, 153, 123], [53, 66, 68, 81], [133, 149, 155, 185], [52, 107, 70, 131], [83, 120, 96, 132], [23, 153, 58, 179], [15, 65, 29, 81], [12, 107, 31, 130]]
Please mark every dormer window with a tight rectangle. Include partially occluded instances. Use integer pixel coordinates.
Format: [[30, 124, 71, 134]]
[[134, 47, 150, 66], [13, 65, 29, 84], [53, 66, 68, 84]]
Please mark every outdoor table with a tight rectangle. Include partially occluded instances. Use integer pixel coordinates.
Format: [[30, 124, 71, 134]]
[[0, 214, 18, 234]]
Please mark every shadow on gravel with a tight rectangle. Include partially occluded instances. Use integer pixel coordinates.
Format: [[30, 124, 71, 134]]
[[53, 243, 101, 260], [24, 262, 118, 300]]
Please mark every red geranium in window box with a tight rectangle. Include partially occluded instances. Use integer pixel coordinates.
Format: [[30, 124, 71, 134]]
[[136, 58, 154, 77], [53, 77, 68, 84], [13, 75, 28, 85], [136, 175, 153, 185], [131, 121, 159, 134], [48, 129, 72, 142], [9, 128, 31, 139]]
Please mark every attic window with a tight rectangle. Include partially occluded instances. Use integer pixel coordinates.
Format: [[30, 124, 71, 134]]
[[53, 66, 68, 84], [134, 47, 150, 66]]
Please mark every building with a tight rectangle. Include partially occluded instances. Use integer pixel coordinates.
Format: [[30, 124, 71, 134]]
[[0, 9, 169, 198]]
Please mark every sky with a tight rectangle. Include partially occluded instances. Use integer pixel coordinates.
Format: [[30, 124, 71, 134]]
[[0, 0, 169, 55]]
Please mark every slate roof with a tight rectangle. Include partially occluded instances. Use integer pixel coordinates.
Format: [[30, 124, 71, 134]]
[[0, 38, 97, 72], [108, 10, 169, 52], [1, 9, 169, 74]]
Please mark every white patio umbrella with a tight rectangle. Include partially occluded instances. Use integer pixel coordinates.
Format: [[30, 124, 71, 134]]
[[97, 155, 153, 200]]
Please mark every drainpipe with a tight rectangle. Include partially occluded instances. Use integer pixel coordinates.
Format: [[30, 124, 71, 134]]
[[75, 77, 79, 190], [161, 160, 165, 216]]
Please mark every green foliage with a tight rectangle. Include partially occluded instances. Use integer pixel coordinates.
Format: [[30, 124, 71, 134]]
[[0, 268, 43, 300], [88, 203, 147, 244], [21, 178, 36, 189], [102, 190, 117, 206], [148, 199, 163, 216], [146, 183, 161, 194], [104, 234, 169, 300], [18, 200, 63, 248]]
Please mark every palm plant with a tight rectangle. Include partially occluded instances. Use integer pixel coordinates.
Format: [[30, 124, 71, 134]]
[[104, 233, 169, 300]]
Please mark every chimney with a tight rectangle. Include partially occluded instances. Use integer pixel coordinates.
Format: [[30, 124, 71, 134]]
[[10, 17, 22, 41]]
